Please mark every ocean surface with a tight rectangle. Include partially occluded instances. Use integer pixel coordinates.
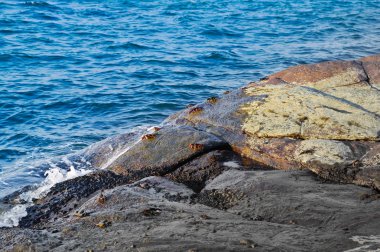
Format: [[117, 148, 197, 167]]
[[1, 0, 380, 198]]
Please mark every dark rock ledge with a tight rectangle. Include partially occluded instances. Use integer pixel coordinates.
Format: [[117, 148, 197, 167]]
[[1, 54, 380, 252]]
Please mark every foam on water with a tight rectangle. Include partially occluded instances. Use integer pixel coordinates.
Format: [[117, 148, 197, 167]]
[[0, 165, 91, 227], [0, 125, 158, 227], [344, 235, 380, 252], [21, 165, 91, 203], [0, 205, 28, 228]]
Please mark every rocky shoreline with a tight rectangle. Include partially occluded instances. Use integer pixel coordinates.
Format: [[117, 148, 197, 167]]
[[1, 54, 380, 251]]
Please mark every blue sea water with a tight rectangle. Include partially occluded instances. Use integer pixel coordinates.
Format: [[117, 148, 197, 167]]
[[0, 0, 380, 198]]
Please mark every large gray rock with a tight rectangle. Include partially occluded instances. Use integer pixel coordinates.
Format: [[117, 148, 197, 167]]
[[168, 55, 380, 190], [106, 125, 229, 179], [1, 169, 379, 252], [165, 150, 270, 193]]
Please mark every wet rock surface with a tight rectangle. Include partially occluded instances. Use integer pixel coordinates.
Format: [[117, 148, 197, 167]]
[[107, 125, 229, 179], [1, 54, 380, 251], [19, 170, 131, 228]]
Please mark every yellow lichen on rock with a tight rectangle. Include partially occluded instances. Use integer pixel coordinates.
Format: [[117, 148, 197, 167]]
[[294, 139, 354, 166], [241, 84, 380, 140], [306, 68, 366, 90], [324, 83, 380, 115]]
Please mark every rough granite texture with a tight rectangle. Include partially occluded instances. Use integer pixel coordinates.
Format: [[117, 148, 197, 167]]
[[1, 54, 380, 252], [242, 84, 379, 140]]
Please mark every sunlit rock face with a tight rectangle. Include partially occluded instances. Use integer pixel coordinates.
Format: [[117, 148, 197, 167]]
[[169, 55, 380, 189], [240, 56, 380, 188]]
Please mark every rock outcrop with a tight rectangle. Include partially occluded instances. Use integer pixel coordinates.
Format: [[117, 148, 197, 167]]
[[1, 54, 379, 251], [169, 55, 380, 190]]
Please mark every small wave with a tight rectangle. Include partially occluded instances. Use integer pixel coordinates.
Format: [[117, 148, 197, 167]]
[[80, 9, 108, 17], [81, 102, 124, 115], [141, 59, 178, 67], [90, 53, 119, 60], [121, 1, 138, 8], [21, 164, 91, 202], [23, 1, 60, 10], [172, 70, 199, 78], [0, 179, 9, 186], [130, 70, 163, 79], [4, 110, 35, 124], [0, 205, 27, 227], [42, 98, 85, 110], [0, 54, 12, 62], [0, 29, 18, 35], [0, 53, 69, 64], [166, 2, 202, 11], [199, 51, 239, 61], [0, 125, 155, 227], [0, 165, 90, 227], [0, 149, 27, 159], [31, 12, 60, 21], [107, 42, 150, 51], [24, 1, 50, 6], [201, 26, 244, 38]]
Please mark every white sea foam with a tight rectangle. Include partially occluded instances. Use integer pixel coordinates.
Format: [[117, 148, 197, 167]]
[[19, 165, 91, 202], [344, 235, 380, 252], [0, 205, 28, 227], [0, 125, 157, 228], [0, 165, 91, 227]]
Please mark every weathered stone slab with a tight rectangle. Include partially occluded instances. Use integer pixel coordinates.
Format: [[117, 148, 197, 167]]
[[165, 150, 231, 193], [166, 150, 269, 193], [2, 170, 379, 252], [239, 59, 380, 188], [361, 54, 380, 89], [107, 126, 229, 179], [167, 89, 257, 134], [204, 169, 380, 237], [265, 60, 367, 89], [168, 57, 380, 190], [242, 84, 379, 140]]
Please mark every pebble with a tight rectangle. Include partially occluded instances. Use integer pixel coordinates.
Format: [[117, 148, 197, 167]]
[[96, 220, 112, 229]]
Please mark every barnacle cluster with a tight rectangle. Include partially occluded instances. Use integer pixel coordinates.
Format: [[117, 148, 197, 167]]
[[141, 134, 156, 140], [188, 143, 204, 151], [207, 96, 218, 104], [97, 191, 106, 204], [188, 106, 203, 115]]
